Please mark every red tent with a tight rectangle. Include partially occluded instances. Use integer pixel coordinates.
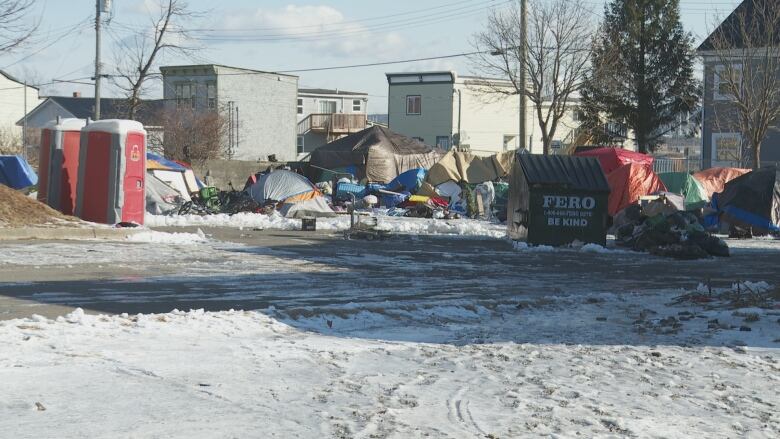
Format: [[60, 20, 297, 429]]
[[692, 167, 751, 199], [607, 163, 667, 216], [575, 147, 655, 175]]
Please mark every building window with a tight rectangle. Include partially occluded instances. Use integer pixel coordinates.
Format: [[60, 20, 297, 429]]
[[297, 98, 303, 115], [318, 100, 337, 114], [175, 83, 191, 108], [352, 99, 362, 112], [207, 82, 217, 109], [297, 135, 305, 154], [436, 136, 450, 150], [406, 95, 421, 115], [412, 137, 425, 143], [714, 64, 742, 101], [572, 109, 585, 122], [712, 132, 742, 166]]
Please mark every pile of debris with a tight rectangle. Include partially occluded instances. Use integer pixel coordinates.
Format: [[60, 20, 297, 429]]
[[0, 184, 78, 228], [614, 202, 729, 259]]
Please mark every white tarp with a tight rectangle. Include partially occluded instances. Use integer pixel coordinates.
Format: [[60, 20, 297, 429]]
[[279, 196, 336, 218]]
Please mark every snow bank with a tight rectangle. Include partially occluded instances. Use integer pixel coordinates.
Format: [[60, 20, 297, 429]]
[[146, 211, 506, 238]]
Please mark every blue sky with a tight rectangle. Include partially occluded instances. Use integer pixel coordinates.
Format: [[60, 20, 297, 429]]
[[1, 0, 742, 113]]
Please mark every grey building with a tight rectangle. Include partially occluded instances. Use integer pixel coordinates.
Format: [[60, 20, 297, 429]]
[[296, 88, 368, 156], [697, 0, 780, 168], [160, 64, 299, 162]]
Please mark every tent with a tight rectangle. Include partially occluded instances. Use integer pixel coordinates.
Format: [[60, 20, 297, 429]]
[[606, 163, 667, 216], [0, 155, 37, 190], [575, 147, 654, 175], [692, 167, 751, 199], [426, 150, 514, 186], [385, 168, 426, 193], [146, 173, 184, 215], [248, 170, 335, 217], [713, 166, 780, 233], [658, 172, 708, 210], [308, 126, 444, 183], [146, 152, 202, 200]]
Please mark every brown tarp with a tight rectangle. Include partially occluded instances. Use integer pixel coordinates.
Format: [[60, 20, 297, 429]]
[[693, 167, 751, 199], [308, 126, 444, 183], [426, 150, 515, 186]]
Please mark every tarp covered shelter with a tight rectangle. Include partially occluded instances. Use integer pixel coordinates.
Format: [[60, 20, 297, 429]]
[[714, 166, 780, 233], [146, 152, 201, 201], [248, 170, 335, 218], [575, 147, 654, 175], [0, 155, 37, 189], [607, 163, 667, 216], [308, 126, 443, 183], [658, 172, 708, 210], [693, 167, 750, 199], [426, 150, 514, 186], [146, 173, 184, 215]]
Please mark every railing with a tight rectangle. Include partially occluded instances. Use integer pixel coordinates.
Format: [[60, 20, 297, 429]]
[[653, 157, 702, 174], [297, 113, 366, 135]]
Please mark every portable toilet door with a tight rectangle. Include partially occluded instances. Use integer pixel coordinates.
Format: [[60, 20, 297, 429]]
[[38, 118, 87, 215], [75, 120, 147, 225]]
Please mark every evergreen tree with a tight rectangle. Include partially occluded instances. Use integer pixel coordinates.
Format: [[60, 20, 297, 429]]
[[581, 0, 700, 153]]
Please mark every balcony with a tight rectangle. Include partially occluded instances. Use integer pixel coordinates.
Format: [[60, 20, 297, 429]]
[[298, 113, 367, 136]]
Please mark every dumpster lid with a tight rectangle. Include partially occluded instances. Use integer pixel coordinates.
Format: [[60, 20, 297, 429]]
[[518, 154, 610, 192]]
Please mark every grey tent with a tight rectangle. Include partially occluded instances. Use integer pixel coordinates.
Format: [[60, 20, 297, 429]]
[[248, 170, 318, 203], [308, 126, 444, 183], [146, 174, 184, 215]]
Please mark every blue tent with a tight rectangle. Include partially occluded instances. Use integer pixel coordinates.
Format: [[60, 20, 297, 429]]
[[0, 155, 38, 189]]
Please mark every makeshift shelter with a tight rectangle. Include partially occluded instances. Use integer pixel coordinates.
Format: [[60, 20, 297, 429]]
[[426, 150, 514, 186], [146, 174, 184, 215], [713, 166, 780, 233], [606, 163, 667, 216], [575, 147, 654, 175], [693, 167, 750, 199], [508, 154, 611, 246], [248, 170, 335, 218], [658, 172, 708, 210], [308, 126, 443, 183], [0, 155, 37, 190], [146, 152, 201, 201]]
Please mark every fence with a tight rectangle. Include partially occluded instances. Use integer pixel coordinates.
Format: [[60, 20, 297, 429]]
[[653, 157, 702, 174]]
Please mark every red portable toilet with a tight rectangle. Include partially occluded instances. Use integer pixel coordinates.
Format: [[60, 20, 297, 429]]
[[75, 120, 147, 225], [37, 118, 87, 215]]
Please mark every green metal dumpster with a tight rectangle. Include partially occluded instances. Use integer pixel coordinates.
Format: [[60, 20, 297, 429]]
[[508, 154, 611, 246]]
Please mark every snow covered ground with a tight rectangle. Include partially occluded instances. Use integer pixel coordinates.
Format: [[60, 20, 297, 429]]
[[1, 283, 777, 438], [146, 211, 507, 239]]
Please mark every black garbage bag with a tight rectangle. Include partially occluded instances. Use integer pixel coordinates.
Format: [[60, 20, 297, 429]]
[[689, 232, 730, 257], [649, 243, 710, 260]]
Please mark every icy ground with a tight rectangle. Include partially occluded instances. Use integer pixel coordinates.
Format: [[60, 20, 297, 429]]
[[1, 283, 778, 438], [146, 211, 507, 238]]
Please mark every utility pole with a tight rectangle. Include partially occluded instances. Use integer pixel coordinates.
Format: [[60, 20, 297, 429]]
[[94, 0, 102, 120], [518, 0, 527, 152], [23, 81, 27, 160]]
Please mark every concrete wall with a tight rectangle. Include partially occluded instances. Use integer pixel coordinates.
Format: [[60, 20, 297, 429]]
[[388, 82, 454, 148], [701, 57, 780, 168], [217, 67, 298, 162], [192, 159, 275, 190]]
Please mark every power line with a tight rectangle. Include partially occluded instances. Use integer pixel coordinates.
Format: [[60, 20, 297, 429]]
[[0, 18, 92, 69]]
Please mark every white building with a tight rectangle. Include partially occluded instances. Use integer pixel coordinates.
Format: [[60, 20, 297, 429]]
[[0, 70, 39, 149], [296, 88, 368, 156], [386, 71, 580, 155]]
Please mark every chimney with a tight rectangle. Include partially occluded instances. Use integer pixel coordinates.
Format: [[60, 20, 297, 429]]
[[73, 91, 81, 98]]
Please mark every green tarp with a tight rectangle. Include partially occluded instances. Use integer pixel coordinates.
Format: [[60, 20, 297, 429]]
[[659, 172, 708, 210]]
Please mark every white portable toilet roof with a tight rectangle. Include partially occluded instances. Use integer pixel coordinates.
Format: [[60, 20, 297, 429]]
[[43, 118, 87, 131], [83, 119, 146, 135]]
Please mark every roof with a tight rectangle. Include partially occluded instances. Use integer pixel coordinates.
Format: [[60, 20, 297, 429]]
[[159, 64, 298, 78], [0, 70, 39, 89], [19, 97, 164, 126], [698, 0, 780, 51], [518, 154, 610, 192], [298, 88, 366, 96]]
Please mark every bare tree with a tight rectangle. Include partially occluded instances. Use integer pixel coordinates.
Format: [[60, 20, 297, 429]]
[[471, 0, 593, 154], [111, 0, 198, 120], [159, 106, 229, 166], [706, 0, 780, 169], [0, 0, 37, 55]]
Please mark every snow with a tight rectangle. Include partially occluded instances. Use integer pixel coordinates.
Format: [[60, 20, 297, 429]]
[[126, 229, 208, 245], [82, 119, 145, 135], [146, 211, 507, 238], [43, 117, 86, 131], [0, 285, 777, 438]]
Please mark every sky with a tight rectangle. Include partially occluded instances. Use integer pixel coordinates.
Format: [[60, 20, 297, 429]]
[[0, 0, 743, 114]]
